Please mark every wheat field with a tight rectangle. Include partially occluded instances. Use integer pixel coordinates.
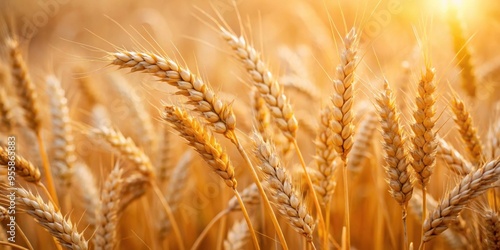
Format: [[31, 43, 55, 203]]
[[1, 0, 500, 249]]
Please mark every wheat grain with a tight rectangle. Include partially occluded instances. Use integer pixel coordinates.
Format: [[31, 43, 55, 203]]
[[71, 162, 99, 227]]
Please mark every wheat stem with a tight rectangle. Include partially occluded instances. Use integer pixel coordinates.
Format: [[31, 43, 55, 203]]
[[232, 189, 260, 250], [36, 132, 60, 209]]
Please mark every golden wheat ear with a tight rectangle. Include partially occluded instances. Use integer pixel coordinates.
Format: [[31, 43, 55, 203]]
[[423, 158, 500, 242]]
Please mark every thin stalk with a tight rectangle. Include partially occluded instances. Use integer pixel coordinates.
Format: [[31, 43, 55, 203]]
[[191, 209, 228, 250], [341, 157, 351, 250], [325, 201, 331, 249], [152, 182, 185, 250], [233, 189, 260, 250], [403, 206, 408, 250], [419, 188, 427, 250], [36, 131, 59, 208], [292, 139, 326, 240], [16, 225, 33, 250], [0, 241, 29, 250], [233, 134, 288, 250], [310, 241, 317, 250], [216, 210, 227, 250]]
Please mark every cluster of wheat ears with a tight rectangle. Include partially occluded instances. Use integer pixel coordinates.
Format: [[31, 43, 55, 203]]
[[1, 0, 500, 249]]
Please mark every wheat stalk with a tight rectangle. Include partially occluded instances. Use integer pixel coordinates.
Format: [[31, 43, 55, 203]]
[[450, 95, 483, 165], [422, 158, 500, 243], [16, 187, 88, 250]]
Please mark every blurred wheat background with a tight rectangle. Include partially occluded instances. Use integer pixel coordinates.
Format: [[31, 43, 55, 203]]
[[1, 0, 500, 249]]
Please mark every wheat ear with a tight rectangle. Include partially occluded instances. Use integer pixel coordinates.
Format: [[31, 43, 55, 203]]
[[16, 187, 88, 250], [0, 146, 41, 183], [253, 133, 316, 243], [330, 28, 358, 250], [349, 111, 378, 173], [422, 158, 500, 244], [314, 105, 340, 204], [156, 125, 172, 183], [376, 81, 414, 250], [483, 209, 500, 249], [110, 51, 236, 141], [450, 95, 483, 165], [163, 105, 260, 249], [7, 38, 58, 206], [71, 162, 99, 227], [220, 27, 297, 140], [107, 74, 155, 150], [46, 75, 77, 189], [224, 219, 252, 250], [159, 151, 192, 239], [0, 89, 14, 133], [221, 27, 324, 241], [7, 38, 41, 133], [93, 165, 123, 250], [437, 138, 472, 176]]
